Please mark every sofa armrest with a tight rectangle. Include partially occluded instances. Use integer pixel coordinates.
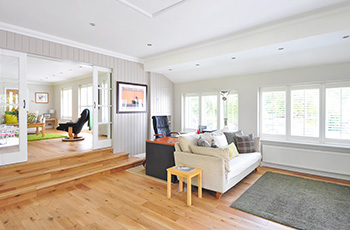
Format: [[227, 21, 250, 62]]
[[174, 151, 226, 193]]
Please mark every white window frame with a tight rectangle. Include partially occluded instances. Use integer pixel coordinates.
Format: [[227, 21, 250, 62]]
[[259, 82, 350, 145], [182, 90, 239, 132], [61, 87, 72, 120], [259, 86, 287, 140], [324, 82, 350, 145], [289, 84, 321, 142], [79, 83, 93, 113]]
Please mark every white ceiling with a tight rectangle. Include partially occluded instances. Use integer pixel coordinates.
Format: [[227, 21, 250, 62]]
[[27, 57, 92, 84], [0, 0, 350, 83]]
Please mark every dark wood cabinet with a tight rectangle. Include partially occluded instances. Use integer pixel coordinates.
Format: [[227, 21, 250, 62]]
[[146, 137, 178, 183]]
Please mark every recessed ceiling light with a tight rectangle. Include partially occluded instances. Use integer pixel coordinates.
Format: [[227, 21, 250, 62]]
[[45, 77, 48, 79], [343, 35, 349, 39], [147, 43, 152, 47], [79, 66, 83, 68], [195, 64, 200, 67], [278, 47, 284, 51], [231, 57, 236, 60], [60, 72, 63, 74], [169, 69, 172, 71], [69, 69, 72, 71], [52, 74, 55, 76], [89, 22, 96, 27]]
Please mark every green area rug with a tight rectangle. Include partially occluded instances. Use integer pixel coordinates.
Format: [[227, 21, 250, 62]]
[[27, 133, 66, 141], [231, 172, 350, 230]]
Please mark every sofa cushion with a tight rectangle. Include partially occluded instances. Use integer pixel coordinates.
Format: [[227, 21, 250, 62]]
[[236, 134, 256, 153], [190, 145, 230, 171], [224, 143, 239, 159], [5, 114, 17, 124], [228, 152, 261, 179], [197, 136, 211, 147], [224, 130, 244, 146], [178, 135, 198, 152], [213, 134, 228, 148]]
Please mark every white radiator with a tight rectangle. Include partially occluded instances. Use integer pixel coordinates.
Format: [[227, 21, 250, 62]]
[[262, 144, 350, 180]]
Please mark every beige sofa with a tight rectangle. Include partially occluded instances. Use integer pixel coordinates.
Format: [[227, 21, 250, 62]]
[[174, 133, 261, 199]]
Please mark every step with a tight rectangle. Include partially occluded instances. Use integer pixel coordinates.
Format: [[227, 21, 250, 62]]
[[0, 148, 114, 179], [0, 151, 143, 208], [0, 152, 129, 192]]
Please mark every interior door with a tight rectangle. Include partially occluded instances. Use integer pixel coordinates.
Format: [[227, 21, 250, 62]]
[[93, 66, 112, 149], [0, 49, 27, 165]]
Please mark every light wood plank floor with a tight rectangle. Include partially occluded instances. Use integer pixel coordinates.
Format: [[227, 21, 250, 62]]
[[0, 167, 348, 230], [27, 129, 93, 162]]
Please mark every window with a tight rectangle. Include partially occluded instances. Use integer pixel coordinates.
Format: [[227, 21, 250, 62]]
[[260, 83, 350, 144], [61, 88, 72, 119], [226, 94, 239, 131], [326, 87, 350, 140], [291, 88, 319, 137], [80, 83, 93, 114], [202, 95, 217, 130], [184, 95, 199, 130], [183, 91, 239, 131], [261, 89, 286, 135]]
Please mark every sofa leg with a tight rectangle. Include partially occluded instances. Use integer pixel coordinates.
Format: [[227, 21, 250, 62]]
[[216, 192, 223, 199]]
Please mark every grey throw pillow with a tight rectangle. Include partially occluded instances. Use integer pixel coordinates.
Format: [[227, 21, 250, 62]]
[[236, 134, 255, 153], [224, 130, 244, 146], [197, 136, 211, 147]]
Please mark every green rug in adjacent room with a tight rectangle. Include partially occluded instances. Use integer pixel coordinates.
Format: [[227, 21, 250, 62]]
[[230, 172, 350, 230], [27, 133, 66, 141]]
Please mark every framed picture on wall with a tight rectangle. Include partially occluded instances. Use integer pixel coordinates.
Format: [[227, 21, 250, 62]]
[[117, 81, 147, 113], [35, 92, 49, 104]]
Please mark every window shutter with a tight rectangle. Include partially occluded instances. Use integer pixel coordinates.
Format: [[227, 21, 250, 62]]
[[291, 89, 319, 137], [261, 91, 286, 135]]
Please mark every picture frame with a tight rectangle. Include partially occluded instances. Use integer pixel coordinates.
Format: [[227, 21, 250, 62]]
[[117, 81, 147, 113], [35, 92, 49, 104], [43, 113, 51, 119]]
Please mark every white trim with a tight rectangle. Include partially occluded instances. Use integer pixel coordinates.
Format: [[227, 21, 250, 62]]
[[261, 162, 350, 181], [0, 22, 143, 64]]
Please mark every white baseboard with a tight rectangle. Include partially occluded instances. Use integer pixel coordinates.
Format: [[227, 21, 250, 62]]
[[261, 162, 350, 181]]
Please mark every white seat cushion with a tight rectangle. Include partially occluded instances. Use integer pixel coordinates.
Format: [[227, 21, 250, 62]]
[[227, 152, 261, 179]]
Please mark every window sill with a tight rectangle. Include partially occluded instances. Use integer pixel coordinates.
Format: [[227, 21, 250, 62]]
[[260, 139, 350, 153]]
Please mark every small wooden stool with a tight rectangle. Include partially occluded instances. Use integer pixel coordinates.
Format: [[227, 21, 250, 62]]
[[167, 165, 202, 206]]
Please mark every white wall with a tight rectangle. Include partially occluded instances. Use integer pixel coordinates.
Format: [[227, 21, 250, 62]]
[[174, 62, 350, 135], [27, 83, 54, 115], [149, 72, 174, 138]]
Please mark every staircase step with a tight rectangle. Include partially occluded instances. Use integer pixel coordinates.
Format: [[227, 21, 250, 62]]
[[0, 148, 114, 179], [0, 149, 143, 208], [0, 152, 129, 192]]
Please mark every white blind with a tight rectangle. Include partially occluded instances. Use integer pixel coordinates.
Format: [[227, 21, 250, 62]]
[[261, 90, 286, 135], [227, 94, 238, 131], [291, 88, 319, 137], [202, 95, 218, 130], [80, 83, 93, 113], [326, 87, 350, 139], [61, 88, 72, 119], [184, 95, 199, 130]]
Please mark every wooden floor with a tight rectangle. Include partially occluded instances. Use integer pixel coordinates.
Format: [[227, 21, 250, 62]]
[[27, 129, 93, 162], [0, 166, 348, 230]]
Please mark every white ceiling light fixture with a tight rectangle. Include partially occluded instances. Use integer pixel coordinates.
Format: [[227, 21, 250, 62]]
[[117, 0, 188, 18]]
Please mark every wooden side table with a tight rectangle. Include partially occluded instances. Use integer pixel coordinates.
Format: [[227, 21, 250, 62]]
[[167, 165, 202, 206]]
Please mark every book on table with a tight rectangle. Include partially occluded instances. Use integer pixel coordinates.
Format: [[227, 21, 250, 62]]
[[174, 166, 194, 171]]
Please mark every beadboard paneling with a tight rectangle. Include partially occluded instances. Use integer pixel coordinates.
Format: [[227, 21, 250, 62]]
[[0, 29, 148, 155], [149, 72, 174, 138]]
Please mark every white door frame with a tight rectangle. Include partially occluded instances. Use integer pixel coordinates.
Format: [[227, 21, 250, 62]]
[[92, 66, 113, 149], [0, 49, 28, 165]]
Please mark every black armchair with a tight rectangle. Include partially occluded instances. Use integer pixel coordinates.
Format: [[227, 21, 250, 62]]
[[57, 109, 90, 141], [152, 116, 180, 138]]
